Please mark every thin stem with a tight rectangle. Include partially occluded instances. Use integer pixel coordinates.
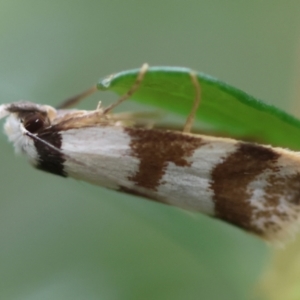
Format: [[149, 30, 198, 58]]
[[103, 63, 149, 114], [183, 71, 201, 133]]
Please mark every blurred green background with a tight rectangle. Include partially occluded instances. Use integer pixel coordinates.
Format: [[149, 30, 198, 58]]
[[1, 1, 300, 299]]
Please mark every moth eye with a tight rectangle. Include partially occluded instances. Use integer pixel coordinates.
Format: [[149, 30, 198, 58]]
[[23, 115, 45, 133]]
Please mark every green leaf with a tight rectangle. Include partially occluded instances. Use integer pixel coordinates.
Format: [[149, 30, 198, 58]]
[[98, 66, 300, 150]]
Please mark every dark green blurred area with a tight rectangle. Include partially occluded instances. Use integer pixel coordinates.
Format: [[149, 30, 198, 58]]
[[1, 1, 300, 299]]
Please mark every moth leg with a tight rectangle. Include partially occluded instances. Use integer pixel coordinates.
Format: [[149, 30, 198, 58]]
[[182, 71, 201, 133], [103, 63, 149, 115], [96, 101, 102, 110], [56, 85, 98, 109], [111, 111, 163, 128]]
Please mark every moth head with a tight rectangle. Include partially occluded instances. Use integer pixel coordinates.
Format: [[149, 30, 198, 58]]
[[0, 102, 57, 153]]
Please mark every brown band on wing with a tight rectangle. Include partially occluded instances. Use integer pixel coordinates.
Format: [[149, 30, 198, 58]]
[[125, 128, 205, 190], [34, 131, 67, 177], [211, 143, 280, 234]]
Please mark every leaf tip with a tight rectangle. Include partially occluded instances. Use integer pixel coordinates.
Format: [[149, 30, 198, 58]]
[[97, 74, 115, 91]]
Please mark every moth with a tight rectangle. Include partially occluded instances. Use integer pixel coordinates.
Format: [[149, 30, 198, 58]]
[[1, 64, 300, 244]]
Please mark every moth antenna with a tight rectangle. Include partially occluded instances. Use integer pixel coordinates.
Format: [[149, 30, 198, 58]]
[[56, 85, 98, 109], [103, 63, 149, 115], [183, 71, 201, 133]]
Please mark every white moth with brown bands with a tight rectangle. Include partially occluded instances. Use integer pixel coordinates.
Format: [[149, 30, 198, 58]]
[[1, 64, 300, 244]]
